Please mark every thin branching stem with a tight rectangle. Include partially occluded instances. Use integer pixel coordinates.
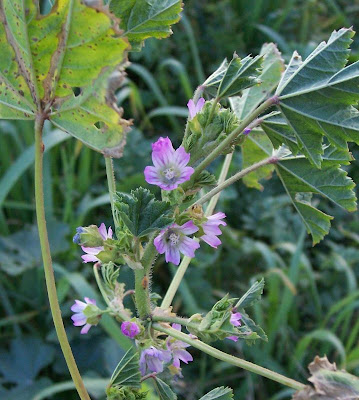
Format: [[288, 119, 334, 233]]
[[153, 324, 306, 391]]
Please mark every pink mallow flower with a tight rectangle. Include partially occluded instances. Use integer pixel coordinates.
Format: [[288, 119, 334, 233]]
[[201, 212, 226, 248], [121, 321, 140, 339], [167, 324, 193, 368], [139, 346, 172, 376], [81, 223, 113, 263], [71, 297, 97, 334], [187, 97, 205, 119], [227, 311, 242, 342], [144, 137, 194, 191], [154, 221, 200, 265]]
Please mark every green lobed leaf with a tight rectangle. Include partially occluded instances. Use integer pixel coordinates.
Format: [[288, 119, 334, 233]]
[[109, 347, 141, 389], [249, 132, 356, 244], [152, 378, 177, 400], [276, 28, 359, 167], [198, 386, 234, 400], [230, 43, 284, 119], [115, 187, 174, 238], [0, 0, 130, 156], [109, 0, 183, 51], [217, 54, 263, 98], [235, 279, 265, 309]]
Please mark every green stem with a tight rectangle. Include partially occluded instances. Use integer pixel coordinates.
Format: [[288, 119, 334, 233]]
[[105, 156, 117, 226], [34, 114, 90, 400], [184, 96, 278, 188], [93, 264, 112, 308], [160, 153, 233, 310], [153, 324, 305, 391], [135, 269, 151, 319], [151, 315, 199, 330], [192, 155, 277, 207], [135, 234, 158, 319]]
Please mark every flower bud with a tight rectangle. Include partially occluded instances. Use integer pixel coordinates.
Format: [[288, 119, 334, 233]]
[[73, 225, 105, 247]]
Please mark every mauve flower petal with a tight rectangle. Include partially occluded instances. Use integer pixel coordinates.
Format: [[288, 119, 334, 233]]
[[202, 224, 222, 235], [179, 221, 199, 235], [172, 323, 181, 331], [176, 166, 194, 185], [144, 166, 162, 185], [178, 237, 200, 258], [71, 301, 86, 312], [187, 99, 196, 119], [147, 357, 164, 374], [85, 297, 96, 305], [121, 321, 140, 338], [201, 234, 222, 248], [152, 137, 174, 166], [227, 335, 239, 342], [98, 223, 107, 240], [159, 182, 179, 191], [154, 233, 166, 254], [81, 246, 103, 255], [166, 246, 181, 265], [81, 254, 99, 263], [80, 323, 92, 334], [230, 312, 242, 327], [176, 349, 193, 364], [173, 146, 190, 167], [71, 313, 86, 322], [107, 226, 113, 239], [196, 97, 205, 113], [73, 317, 87, 326]]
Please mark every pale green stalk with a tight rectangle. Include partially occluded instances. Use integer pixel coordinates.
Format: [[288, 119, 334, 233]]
[[35, 114, 91, 400], [192, 155, 277, 207], [153, 324, 305, 391], [105, 156, 117, 225], [160, 153, 233, 309]]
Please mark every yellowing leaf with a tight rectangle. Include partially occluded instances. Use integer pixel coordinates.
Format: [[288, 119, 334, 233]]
[[0, 0, 130, 156]]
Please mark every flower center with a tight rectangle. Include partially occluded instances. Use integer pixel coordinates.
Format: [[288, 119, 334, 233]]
[[163, 167, 176, 180], [169, 232, 180, 245]]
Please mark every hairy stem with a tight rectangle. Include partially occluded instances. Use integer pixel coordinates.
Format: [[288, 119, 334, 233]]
[[105, 156, 117, 226], [34, 114, 90, 400], [184, 95, 278, 188], [160, 153, 233, 309], [152, 315, 199, 330], [192, 156, 277, 207], [135, 234, 158, 319], [153, 324, 305, 391]]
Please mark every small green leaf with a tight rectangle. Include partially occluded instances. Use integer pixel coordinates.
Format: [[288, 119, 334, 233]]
[[241, 132, 274, 190], [276, 28, 359, 167], [236, 279, 265, 309], [230, 43, 284, 119], [110, 0, 183, 51], [153, 378, 177, 400], [217, 54, 263, 98], [110, 347, 141, 389], [198, 386, 234, 400], [115, 187, 174, 238]]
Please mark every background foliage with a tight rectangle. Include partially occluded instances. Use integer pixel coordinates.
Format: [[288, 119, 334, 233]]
[[1, 0, 359, 399]]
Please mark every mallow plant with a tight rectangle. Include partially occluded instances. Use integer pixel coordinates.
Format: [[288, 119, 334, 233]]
[[2, 0, 359, 399]]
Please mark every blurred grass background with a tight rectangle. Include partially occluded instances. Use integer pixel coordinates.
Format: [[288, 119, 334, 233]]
[[1, 0, 359, 399]]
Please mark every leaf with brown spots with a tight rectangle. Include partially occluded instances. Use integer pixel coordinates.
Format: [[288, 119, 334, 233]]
[[0, 0, 130, 156]]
